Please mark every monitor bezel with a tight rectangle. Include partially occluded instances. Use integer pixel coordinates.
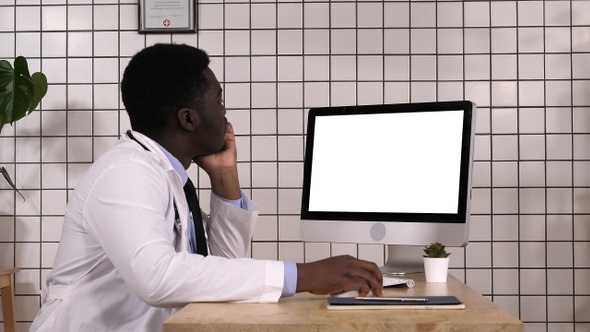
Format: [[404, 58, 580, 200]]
[[300, 100, 476, 226]]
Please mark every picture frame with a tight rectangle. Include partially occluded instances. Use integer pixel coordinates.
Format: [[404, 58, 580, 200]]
[[139, 0, 197, 33]]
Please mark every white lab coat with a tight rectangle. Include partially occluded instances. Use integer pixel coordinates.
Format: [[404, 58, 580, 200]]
[[30, 131, 284, 332]]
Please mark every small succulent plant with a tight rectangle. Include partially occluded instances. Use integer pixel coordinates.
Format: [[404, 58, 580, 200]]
[[423, 242, 451, 258]]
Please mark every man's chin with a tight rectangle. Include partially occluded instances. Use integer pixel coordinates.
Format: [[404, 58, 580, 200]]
[[194, 142, 226, 159], [215, 139, 227, 153]]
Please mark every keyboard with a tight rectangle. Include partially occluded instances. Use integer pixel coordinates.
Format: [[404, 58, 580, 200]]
[[383, 276, 415, 288]]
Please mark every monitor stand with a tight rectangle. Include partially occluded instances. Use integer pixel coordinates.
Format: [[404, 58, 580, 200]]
[[379, 245, 425, 275]]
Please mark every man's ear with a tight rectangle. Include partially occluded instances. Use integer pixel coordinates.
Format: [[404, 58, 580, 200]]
[[177, 107, 201, 131]]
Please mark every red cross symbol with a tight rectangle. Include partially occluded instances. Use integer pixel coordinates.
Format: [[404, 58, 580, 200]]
[[163, 19, 171, 27]]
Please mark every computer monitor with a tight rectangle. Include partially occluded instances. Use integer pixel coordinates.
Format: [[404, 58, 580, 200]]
[[300, 100, 476, 274]]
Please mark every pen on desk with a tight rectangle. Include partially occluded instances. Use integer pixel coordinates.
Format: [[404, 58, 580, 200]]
[[356, 297, 428, 302]]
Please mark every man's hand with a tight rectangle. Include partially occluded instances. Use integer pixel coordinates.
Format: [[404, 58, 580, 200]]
[[296, 255, 383, 297], [193, 122, 241, 200]]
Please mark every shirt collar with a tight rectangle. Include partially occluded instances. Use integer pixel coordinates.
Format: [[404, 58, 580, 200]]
[[152, 141, 188, 186]]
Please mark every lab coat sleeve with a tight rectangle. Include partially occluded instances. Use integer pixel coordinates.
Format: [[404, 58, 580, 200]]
[[82, 157, 284, 306], [206, 191, 259, 258]]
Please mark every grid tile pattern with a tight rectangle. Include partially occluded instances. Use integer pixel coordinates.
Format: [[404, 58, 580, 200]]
[[0, 1, 589, 331]]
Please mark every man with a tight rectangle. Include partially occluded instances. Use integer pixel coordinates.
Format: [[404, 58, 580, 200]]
[[31, 43, 382, 331]]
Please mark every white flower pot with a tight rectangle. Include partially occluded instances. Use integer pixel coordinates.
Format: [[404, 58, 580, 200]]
[[423, 257, 449, 282]]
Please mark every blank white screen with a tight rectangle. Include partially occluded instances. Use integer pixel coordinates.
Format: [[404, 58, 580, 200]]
[[308, 110, 464, 214]]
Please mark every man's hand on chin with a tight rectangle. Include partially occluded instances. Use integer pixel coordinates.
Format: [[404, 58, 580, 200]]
[[193, 122, 241, 200]]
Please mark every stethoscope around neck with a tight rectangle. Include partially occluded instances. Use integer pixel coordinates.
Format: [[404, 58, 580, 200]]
[[126, 130, 151, 151]]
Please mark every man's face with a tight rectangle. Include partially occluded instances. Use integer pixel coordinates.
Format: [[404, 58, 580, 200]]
[[193, 67, 227, 156]]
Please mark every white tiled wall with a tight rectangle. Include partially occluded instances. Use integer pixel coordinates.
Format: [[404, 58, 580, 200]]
[[1, 0, 589, 331]]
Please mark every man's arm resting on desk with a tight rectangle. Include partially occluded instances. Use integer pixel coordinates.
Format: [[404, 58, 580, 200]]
[[213, 197, 381, 299], [215, 194, 296, 299]]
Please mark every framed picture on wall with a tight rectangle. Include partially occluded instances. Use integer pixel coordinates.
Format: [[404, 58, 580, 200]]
[[139, 0, 197, 33]]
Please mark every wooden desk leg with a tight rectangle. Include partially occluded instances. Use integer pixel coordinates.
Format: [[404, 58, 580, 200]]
[[0, 273, 18, 332]]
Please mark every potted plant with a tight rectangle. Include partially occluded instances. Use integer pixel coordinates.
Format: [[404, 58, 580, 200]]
[[423, 242, 451, 282], [0, 56, 48, 200]]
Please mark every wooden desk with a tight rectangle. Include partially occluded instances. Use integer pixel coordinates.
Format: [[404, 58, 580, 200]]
[[0, 267, 20, 332], [164, 273, 523, 332]]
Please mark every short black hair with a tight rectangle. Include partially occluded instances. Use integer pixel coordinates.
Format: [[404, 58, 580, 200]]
[[121, 43, 211, 135]]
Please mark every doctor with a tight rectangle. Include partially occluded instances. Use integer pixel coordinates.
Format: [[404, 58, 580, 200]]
[[30, 43, 382, 331]]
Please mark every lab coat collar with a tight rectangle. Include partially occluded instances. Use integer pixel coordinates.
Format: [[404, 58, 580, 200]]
[[124, 130, 188, 185]]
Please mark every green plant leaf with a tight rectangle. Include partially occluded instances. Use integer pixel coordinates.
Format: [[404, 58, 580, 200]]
[[31, 72, 48, 112], [0, 60, 16, 128], [1, 167, 25, 201], [12, 56, 35, 120], [0, 60, 13, 90], [0, 56, 47, 131]]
